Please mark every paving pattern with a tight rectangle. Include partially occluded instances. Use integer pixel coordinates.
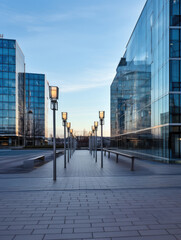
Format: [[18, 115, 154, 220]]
[[0, 150, 181, 240]]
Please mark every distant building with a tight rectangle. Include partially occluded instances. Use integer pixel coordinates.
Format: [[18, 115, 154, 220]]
[[0, 38, 48, 146], [111, 0, 181, 161], [25, 73, 49, 146]]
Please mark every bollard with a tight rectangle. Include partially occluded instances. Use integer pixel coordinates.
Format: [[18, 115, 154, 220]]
[[108, 152, 110, 158], [104, 150, 106, 156], [116, 154, 118, 163]]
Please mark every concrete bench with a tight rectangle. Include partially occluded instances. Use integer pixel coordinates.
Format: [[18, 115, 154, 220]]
[[23, 155, 45, 169], [103, 148, 135, 171]]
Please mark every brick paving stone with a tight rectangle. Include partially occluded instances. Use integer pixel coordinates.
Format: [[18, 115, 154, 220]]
[[139, 229, 169, 236], [0, 230, 32, 235], [0, 236, 14, 240], [14, 235, 44, 240], [148, 224, 178, 230], [112, 236, 176, 240], [24, 224, 48, 230], [103, 227, 120, 232], [74, 227, 103, 233], [120, 226, 148, 231], [84, 239, 111, 240], [44, 232, 92, 239], [93, 231, 139, 238], [8, 225, 24, 230], [62, 228, 73, 234], [33, 229, 62, 234]]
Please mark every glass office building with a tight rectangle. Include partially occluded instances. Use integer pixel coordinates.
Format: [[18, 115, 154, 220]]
[[111, 0, 181, 161], [25, 73, 48, 146], [0, 38, 48, 146], [0, 38, 25, 146]]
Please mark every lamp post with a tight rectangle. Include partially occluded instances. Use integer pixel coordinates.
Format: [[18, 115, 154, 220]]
[[73, 136, 75, 153], [49, 86, 59, 181], [99, 111, 105, 168], [73, 135, 76, 152], [70, 129, 73, 157], [94, 121, 98, 163], [62, 112, 68, 168], [67, 122, 71, 163], [89, 131, 92, 154], [91, 126, 95, 158]]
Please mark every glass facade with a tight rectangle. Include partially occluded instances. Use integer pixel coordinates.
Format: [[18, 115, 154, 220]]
[[111, 0, 181, 161], [25, 73, 48, 146], [0, 38, 48, 146], [0, 39, 24, 146]]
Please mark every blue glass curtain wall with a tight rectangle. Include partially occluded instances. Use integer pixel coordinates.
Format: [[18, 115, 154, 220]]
[[0, 39, 16, 135], [111, 0, 181, 161]]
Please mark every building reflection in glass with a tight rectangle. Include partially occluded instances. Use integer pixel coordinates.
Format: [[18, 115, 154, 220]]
[[111, 0, 181, 161]]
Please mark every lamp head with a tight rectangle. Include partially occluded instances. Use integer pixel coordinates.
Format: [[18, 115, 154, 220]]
[[99, 111, 105, 120], [70, 129, 73, 134], [62, 112, 68, 121], [49, 86, 59, 101], [67, 122, 71, 129], [94, 121, 98, 129]]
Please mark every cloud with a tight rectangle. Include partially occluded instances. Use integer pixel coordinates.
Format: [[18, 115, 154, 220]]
[[0, 3, 105, 27], [62, 81, 109, 93], [49, 65, 116, 93]]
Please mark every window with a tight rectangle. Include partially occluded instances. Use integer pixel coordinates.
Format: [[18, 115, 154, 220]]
[[3, 95, 8, 101], [2, 56, 8, 64], [170, 60, 179, 83], [170, 60, 181, 91], [9, 110, 15, 118], [8, 40, 15, 49], [9, 73, 15, 80], [3, 65, 8, 72], [9, 49, 15, 56], [9, 80, 15, 87], [9, 56, 15, 64], [170, 29, 180, 57], [3, 80, 9, 87], [9, 95, 15, 102], [170, 0, 180, 26], [170, 94, 180, 123], [9, 65, 15, 72], [3, 40, 8, 48], [3, 72, 8, 79], [3, 48, 8, 55]]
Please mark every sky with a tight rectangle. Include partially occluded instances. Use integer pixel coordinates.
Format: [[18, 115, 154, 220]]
[[0, 0, 146, 137]]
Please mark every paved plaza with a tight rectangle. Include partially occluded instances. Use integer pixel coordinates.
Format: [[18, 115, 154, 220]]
[[0, 150, 181, 240]]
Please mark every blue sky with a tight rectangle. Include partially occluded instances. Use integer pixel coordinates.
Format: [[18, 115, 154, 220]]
[[0, 0, 146, 137]]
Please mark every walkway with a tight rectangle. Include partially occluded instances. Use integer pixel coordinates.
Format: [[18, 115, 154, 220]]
[[0, 150, 181, 240]]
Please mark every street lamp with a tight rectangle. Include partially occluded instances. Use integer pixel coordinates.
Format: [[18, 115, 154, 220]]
[[89, 131, 92, 154], [67, 122, 71, 163], [99, 111, 105, 168], [62, 112, 68, 168], [94, 121, 98, 163], [49, 86, 59, 181], [91, 126, 95, 158], [70, 129, 73, 157]]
